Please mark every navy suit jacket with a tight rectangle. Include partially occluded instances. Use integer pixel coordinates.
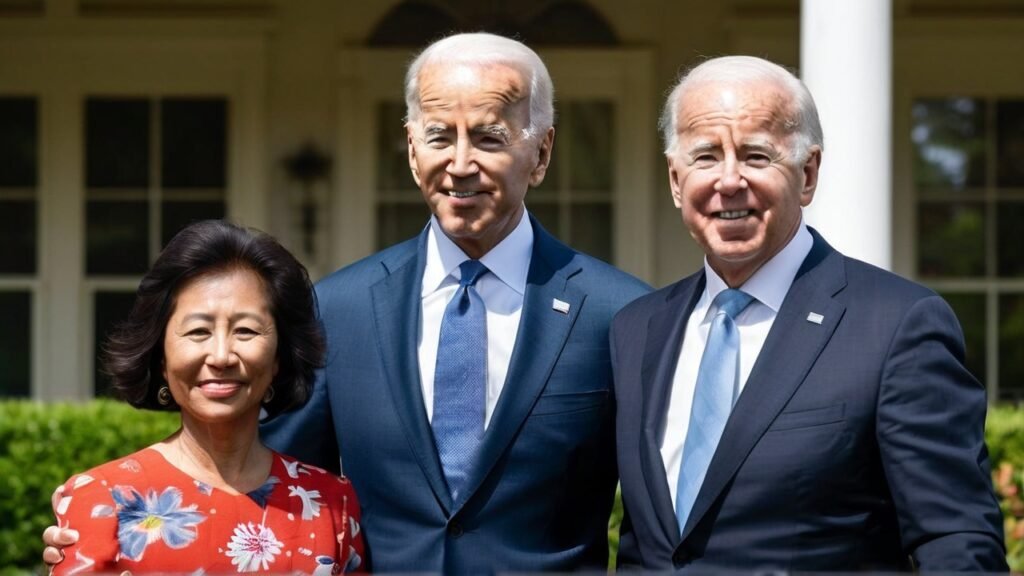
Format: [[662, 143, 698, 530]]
[[612, 229, 1006, 571], [262, 216, 650, 573]]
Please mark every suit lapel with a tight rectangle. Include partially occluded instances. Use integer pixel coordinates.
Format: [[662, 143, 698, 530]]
[[679, 231, 847, 541], [370, 230, 454, 513], [453, 220, 584, 513], [639, 272, 705, 545]]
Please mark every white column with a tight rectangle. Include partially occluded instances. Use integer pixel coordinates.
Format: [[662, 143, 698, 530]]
[[801, 0, 892, 269]]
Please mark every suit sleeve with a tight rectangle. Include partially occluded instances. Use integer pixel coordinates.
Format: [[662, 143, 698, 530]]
[[261, 364, 341, 475], [876, 295, 1007, 570]]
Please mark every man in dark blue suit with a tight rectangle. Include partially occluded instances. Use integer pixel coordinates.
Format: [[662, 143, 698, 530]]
[[258, 33, 649, 573], [612, 55, 1007, 571]]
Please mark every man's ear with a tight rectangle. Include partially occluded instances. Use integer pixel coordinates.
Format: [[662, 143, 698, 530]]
[[407, 124, 422, 188], [800, 146, 822, 207], [668, 156, 684, 209], [528, 127, 556, 187]]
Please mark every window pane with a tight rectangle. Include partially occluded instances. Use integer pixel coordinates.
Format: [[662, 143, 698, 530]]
[[94, 291, 136, 397], [86, 200, 149, 275], [998, 200, 1024, 277], [0, 97, 37, 187], [569, 101, 614, 193], [376, 203, 430, 249], [161, 201, 225, 247], [911, 98, 986, 190], [161, 98, 227, 188], [376, 101, 413, 192], [917, 201, 986, 277], [0, 291, 31, 397], [939, 292, 986, 384], [996, 100, 1024, 188], [86, 98, 150, 188], [0, 200, 36, 274], [570, 204, 612, 262], [999, 293, 1024, 401], [527, 203, 560, 238]]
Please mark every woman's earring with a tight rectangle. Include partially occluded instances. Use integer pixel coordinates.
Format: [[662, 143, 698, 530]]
[[263, 387, 275, 405], [157, 386, 173, 406]]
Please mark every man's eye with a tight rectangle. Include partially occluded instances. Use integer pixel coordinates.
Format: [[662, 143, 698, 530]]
[[426, 137, 449, 148], [746, 154, 771, 166]]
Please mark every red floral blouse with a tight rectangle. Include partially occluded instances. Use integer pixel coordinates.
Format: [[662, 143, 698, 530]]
[[52, 448, 364, 575]]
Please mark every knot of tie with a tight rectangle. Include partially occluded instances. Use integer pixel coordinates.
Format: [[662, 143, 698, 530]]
[[459, 260, 489, 287], [713, 288, 754, 320]]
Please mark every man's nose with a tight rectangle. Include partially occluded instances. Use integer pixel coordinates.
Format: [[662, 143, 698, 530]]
[[715, 157, 748, 195], [447, 137, 480, 178]]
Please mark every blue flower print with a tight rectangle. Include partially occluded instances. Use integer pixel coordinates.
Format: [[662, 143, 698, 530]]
[[112, 485, 206, 561]]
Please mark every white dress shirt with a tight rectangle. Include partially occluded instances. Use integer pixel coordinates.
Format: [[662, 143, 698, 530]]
[[418, 211, 532, 429], [661, 222, 813, 507]]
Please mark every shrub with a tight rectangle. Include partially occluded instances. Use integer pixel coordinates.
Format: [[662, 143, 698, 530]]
[[0, 400, 178, 573], [988, 404, 1024, 571]]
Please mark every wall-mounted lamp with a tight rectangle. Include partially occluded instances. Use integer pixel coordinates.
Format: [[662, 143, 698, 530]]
[[283, 141, 331, 257]]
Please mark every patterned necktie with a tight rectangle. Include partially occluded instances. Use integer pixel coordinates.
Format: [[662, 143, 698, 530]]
[[432, 260, 489, 499], [675, 288, 755, 534]]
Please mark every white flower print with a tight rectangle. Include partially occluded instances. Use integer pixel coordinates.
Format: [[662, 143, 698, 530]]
[[225, 522, 283, 572], [281, 457, 311, 479], [288, 485, 323, 520]]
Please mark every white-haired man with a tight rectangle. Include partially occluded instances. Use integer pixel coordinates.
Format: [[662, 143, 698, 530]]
[[611, 55, 1006, 570], [45, 32, 650, 574]]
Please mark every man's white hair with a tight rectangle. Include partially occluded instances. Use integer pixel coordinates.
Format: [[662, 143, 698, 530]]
[[404, 32, 555, 139], [659, 55, 824, 161]]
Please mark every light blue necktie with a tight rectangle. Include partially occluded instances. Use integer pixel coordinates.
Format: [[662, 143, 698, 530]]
[[675, 288, 754, 534], [432, 260, 489, 499]]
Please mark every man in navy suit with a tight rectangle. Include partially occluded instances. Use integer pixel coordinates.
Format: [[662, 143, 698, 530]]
[[260, 33, 649, 573], [43, 33, 648, 573], [612, 55, 1007, 571]]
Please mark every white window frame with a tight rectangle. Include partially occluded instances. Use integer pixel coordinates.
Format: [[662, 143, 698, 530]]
[[0, 23, 268, 400]]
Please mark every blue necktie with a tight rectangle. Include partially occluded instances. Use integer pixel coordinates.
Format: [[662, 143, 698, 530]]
[[675, 288, 754, 534], [432, 260, 489, 499]]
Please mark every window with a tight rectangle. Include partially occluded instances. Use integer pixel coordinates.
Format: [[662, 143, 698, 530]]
[[529, 100, 614, 262], [85, 96, 227, 395], [912, 97, 1024, 400], [0, 96, 38, 397]]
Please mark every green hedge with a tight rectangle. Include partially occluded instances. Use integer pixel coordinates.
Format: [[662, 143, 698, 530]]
[[0, 400, 179, 573], [2, 400, 1024, 573]]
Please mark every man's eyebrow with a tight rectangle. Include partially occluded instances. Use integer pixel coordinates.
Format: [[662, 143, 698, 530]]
[[685, 141, 717, 155], [472, 124, 512, 139], [423, 124, 449, 136]]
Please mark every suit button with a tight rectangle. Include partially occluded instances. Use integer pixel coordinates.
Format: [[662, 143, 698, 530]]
[[448, 522, 464, 538]]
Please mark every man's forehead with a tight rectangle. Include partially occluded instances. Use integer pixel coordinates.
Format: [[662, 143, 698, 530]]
[[677, 80, 795, 134], [417, 62, 529, 103]]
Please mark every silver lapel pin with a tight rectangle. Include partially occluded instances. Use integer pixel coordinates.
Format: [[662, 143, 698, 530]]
[[806, 312, 824, 325], [552, 298, 571, 314]]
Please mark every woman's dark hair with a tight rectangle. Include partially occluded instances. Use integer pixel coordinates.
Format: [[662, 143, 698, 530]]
[[103, 219, 325, 417]]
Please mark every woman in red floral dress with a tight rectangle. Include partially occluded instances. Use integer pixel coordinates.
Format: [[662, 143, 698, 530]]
[[51, 221, 364, 574]]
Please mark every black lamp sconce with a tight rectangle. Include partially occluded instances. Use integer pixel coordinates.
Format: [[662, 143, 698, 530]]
[[283, 141, 332, 257]]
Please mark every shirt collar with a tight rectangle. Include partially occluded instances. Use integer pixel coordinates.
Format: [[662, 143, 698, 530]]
[[422, 209, 533, 297], [701, 220, 814, 314]]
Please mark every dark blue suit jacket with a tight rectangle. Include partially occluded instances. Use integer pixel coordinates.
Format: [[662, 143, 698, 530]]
[[262, 216, 650, 573], [612, 229, 1006, 571]]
